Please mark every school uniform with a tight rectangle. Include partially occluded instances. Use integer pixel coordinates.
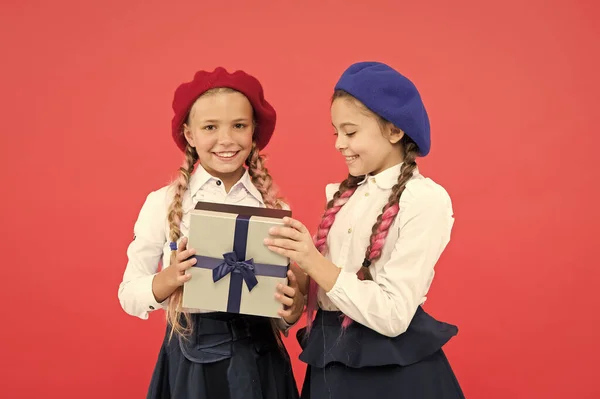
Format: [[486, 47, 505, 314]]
[[297, 164, 465, 399], [119, 165, 300, 399]]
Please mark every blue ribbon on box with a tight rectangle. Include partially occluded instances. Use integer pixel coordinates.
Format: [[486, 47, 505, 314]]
[[193, 214, 288, 313]]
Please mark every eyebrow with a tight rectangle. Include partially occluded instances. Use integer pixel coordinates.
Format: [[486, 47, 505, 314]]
[[199, 118, 251, 124], [332, 122, 358, 128]]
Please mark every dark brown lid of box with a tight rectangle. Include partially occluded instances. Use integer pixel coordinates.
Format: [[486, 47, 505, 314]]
[[194, 201, 292, 218]]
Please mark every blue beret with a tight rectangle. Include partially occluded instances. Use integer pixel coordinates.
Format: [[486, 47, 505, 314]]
[[334, 62, 431, 156]]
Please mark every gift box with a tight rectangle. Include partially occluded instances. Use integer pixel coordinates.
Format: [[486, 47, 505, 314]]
[[182, 201, 292, 318]]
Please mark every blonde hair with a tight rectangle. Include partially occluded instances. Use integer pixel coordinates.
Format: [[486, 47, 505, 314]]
[[166, 88, 284, 341]]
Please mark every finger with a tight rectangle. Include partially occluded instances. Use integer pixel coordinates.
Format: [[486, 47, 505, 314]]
[[289, 266, 308, 295], [176, 273, 192, 284], [287, 270, 299, 288], [275, 292, 294, 307], [263, 237, 298, 251], [277, 283, 296, 298], [269, 226, 303, 241], [176, 247, 197, 262], [266, 245, 292, 259], [178, 257, 198, 271], [278, 309, 293, 318], [283, 217, 309, 234], [177, 237, 188, 253]]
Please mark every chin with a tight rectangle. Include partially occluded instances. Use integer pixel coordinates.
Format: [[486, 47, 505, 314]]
[[216, 164, 245, 174], [203, 161, 242, 175], [347, 165, 368, 177]]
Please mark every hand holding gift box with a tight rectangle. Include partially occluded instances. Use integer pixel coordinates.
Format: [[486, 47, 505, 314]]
[[182, 201, 291, 318]]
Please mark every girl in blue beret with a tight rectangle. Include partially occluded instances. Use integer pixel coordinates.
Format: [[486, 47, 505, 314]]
[[265, 62, 465, 398], [118, 67, 302, 399]]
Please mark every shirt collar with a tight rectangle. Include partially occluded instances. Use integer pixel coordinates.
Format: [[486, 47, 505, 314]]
[[188, 164, 214, 195], [238, 170, 266, 206], [358, 163, 417, 190], [189, 164, 265, 206]]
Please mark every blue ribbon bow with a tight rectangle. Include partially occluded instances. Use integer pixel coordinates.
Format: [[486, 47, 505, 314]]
[[213, 251, 259, 292]]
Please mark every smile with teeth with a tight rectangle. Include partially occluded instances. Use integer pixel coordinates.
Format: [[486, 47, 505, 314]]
[[214, 151, 239, 159], [345, 155, 359, 163]]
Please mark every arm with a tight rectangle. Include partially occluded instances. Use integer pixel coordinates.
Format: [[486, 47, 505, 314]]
[[323, 185, 454, 337], [265, 183, 454, 337], [118, 190, 169, 319]]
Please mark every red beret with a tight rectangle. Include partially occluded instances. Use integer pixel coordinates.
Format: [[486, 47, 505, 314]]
[[171, 67, 277, 152]]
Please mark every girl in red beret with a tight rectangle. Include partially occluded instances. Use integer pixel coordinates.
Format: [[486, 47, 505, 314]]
[[118, 67, 301, 399], [265, 62, 464, 398]]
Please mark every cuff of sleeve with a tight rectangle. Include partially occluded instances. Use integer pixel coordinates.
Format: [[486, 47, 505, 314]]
[[325, 269, 357, 302], [138, 274, 166, 313], [275, 316, 299, 337]]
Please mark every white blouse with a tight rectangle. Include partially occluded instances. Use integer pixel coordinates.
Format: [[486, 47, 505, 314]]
[[319, 163, 455, 337], [118, 165, 291, 330]]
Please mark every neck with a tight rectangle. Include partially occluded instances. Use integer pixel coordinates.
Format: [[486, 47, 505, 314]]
[[371, 153, 404, 175]]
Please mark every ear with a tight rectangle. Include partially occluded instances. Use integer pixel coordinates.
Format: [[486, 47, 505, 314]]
[[388, 125, 405, 144], [183, 124, 195, 148]]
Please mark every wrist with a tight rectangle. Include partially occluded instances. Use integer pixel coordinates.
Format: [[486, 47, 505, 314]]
[[306, 257, 341, 293], [164, 267, 182, 289], [152, 270, 176, 303], [283, 311, 302, 325], [302, 251, 322, 275]]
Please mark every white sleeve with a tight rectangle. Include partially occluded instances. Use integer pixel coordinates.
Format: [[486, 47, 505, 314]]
[[118, 189, 169, 319], [325, 182, 455, 337]]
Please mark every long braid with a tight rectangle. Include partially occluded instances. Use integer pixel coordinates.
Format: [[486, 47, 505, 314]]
[[364, 140, 418, 263], [305, 175, 363, 331], [245, 142, 290, 345], [246, 142, 282, 209], [339, 137, 418, 328], [166, 143, 198, 340]]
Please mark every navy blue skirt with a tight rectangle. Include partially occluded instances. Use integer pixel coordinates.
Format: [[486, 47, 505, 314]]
[[147, 312, 299, 399], [297, 307, 465, 399]]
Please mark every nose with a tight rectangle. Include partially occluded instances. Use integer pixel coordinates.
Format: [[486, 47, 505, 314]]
[[335, 134, 347, 152], [216, 126, 235, 145]]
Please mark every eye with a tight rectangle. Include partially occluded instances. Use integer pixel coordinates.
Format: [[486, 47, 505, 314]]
[[345, 132, 356, 137], [234, 123, 247, 129], [203, 125, 216, 131]]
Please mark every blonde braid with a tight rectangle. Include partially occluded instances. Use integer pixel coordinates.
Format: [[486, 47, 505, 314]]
[[166, 143, 198, 340], [246, 142, 282, 209], [245, 142, 290, 345]]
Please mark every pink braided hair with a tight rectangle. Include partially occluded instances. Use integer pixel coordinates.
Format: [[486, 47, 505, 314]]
[[305, 89, 419, 331], [306, 175, 362, 330]]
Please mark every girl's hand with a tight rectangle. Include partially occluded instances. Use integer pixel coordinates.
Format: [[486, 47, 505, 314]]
[[264, 217, 321, 273], [290, 263, 309, 296], [152, 237, 197, 302], [275, 269, 305, 324]]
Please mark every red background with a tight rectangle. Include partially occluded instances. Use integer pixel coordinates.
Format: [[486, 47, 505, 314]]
[[1, 0, 599, 397]]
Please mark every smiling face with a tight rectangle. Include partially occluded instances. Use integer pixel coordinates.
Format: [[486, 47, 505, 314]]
[[183, 88, 254, 185], [330, 94, 405, 176]]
